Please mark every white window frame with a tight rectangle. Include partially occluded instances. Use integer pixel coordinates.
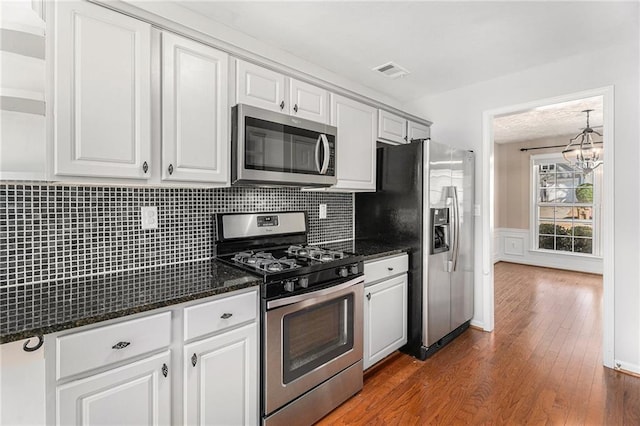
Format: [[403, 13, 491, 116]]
[[529, 153, 602, 258]]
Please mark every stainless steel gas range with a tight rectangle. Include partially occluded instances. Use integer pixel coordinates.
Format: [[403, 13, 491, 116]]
[[215, 212, 364, 426]]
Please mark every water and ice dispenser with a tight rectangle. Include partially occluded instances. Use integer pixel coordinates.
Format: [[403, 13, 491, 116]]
[[430, 208, 450, 254]]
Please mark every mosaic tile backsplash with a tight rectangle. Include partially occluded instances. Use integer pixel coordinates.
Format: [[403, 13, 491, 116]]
[[0, 184, 354, 289]]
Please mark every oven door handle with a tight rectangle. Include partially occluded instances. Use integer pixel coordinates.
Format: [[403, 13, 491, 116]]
[[266, 276, 364, 310]]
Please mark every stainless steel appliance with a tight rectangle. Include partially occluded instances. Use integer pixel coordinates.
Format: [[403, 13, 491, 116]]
[[215, 212, 363, 425], [231, 104, 337, 187], [355, 139, 474, 360]]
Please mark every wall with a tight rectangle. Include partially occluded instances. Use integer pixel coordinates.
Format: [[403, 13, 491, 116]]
[[405, 38, 640, 371], [0, 184, 353, 335], [494, 135, 570, 229]]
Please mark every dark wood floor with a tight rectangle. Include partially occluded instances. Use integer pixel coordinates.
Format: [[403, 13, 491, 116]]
[[318, 262, 640, 425]]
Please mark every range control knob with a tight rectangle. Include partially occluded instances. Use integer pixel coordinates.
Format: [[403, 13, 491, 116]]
[[350, 264, 359, 275], [283, 280, 295, 293], [299, 277, 309, 288], [337, 267, 348, 278]]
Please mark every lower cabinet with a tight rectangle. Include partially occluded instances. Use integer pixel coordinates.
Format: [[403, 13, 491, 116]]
[[363, 254, 409, 370], [57, 351, 172, 425], [183, 322, 258, 425]]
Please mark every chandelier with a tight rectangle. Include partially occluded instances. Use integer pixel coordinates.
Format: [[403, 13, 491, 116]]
[[562, 109, 603, 174]]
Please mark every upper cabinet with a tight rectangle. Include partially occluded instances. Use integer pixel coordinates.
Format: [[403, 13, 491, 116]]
[[288, 78, 329, 123], [161, 32, 229, 184], [235, 60, 329, 124], [378, 110, 431, 145], [378, 110, 407, 144], [407, 120, 431, 142], [330, 94, 377, 191], [53, 1, 152, 179]]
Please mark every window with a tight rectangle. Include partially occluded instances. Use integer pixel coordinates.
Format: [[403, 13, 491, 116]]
[[531, 154, 601, 256]]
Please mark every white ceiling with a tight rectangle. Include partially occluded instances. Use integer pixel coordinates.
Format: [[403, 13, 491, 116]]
[[179, 1, 637, 105], [493, 96, 604, 144]]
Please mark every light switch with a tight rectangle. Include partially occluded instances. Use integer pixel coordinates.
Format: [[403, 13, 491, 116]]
[[474, 204, 481, 216], [319, 204, 327, 219]]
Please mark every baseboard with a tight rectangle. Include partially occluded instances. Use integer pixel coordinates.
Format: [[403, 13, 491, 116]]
[[470, 319, 485, 330], [614, 360, 640, 376], [493, 228, 602, 274]]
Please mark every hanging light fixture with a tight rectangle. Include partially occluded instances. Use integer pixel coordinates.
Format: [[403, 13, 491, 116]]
[[562, 109, 603, 174]]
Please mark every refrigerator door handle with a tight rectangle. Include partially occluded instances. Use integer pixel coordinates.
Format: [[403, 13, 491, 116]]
[[451, 186, 461, 271]]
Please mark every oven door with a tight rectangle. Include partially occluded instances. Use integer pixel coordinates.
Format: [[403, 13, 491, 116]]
[[264, 277, 363, 415]]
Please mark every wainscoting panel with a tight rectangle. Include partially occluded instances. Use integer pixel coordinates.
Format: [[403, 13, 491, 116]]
[[493, 228, 603, 274]]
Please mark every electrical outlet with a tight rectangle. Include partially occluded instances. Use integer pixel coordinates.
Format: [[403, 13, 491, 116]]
[[319, 204, 327, 219], [474, 204, 481, 216], [141, 206, 158, 230]]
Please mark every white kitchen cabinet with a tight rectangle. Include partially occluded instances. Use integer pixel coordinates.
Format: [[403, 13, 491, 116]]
[[289, 78, 329, 123], [161, 32, 229, 184], [57, 351, 172, 425], [53, 1, 152, 179], [0, 338, 47, 426], [329, 93, 377, 191], [235, 59, 329, 124], [378, 110, 407, 144], [363, 254, 409, 369], [236, 60, 287, 113], [183, 322, 258, 426], [407, 120, 431, 142], [378, 110, 431, 145]]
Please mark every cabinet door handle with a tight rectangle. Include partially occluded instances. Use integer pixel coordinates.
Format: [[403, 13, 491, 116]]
[[293, 104, 298, 113], [23, 336, 44, 352], [220, 312, 233, 319], [191, 353, 198, 367], [162, 363, 168, 378], [112, 341, 131, 350], [168, 164, 174, 175], [279, 101, 285, 110], [142, 161, 149, 174], [366, 293, 371, 301]]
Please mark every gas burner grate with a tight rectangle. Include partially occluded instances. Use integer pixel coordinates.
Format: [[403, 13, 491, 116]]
[[232, 251, 300, 272], [287, 245, 346, 262]]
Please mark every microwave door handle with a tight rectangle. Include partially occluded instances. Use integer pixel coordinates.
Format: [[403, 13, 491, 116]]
[[314, 135, 322, 173], [319, 134, 330, 175]]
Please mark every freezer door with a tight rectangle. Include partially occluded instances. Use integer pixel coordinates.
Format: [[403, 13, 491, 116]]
[[450, 149, 475, 330], [424, 141, 454, 346]]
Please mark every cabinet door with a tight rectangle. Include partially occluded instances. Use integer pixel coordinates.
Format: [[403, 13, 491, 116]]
[[377, 110, 407, 144], [57, 351, 171, 425], [54, 1, 151, 179], [407, 120, 430, 143], [330, 94, 376, 191], [289, 79, 329, 123], [236, 60, 286, 113], [162, 32, 229, 184], [184, 322, 258, 426], [364, 274, 408, 369]]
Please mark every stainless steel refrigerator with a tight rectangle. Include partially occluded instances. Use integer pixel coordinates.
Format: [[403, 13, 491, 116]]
[[355, 139, 474, 360]]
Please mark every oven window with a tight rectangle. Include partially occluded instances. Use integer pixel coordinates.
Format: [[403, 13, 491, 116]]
[[282, 294, 354, 384], [245, 117, 334, 175]]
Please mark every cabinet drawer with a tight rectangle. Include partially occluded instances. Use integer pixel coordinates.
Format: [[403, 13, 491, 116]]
[[364, 254, 408, 285], [56, 312, 171, 380], [184, 290, 257, 341]]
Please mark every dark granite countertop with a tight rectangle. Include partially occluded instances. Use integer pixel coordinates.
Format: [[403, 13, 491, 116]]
[[353, 239, 412, 261], [0, 260, 261, 344], [315, 239, 411, 262]]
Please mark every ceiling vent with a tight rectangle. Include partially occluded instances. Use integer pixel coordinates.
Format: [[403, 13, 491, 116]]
[[372, 62, 410, 79]]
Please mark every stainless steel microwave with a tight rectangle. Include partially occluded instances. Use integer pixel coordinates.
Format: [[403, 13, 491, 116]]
[[231, 104, 337, 187]]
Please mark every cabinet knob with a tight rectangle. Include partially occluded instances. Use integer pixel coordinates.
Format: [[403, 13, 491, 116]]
[[366, 293, 371, 301], [142, 161, 149, 174], [404, 136, 408, 142], [168, 164, 174, 175], [279, 101, 285, 110], [388, 267, 394, 271], [162, 363, 168, 378], [191, 353, 198, 367], [220, 312, 233, 319], [112, 341, 131, 350], [293, 104, 298, 113]]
